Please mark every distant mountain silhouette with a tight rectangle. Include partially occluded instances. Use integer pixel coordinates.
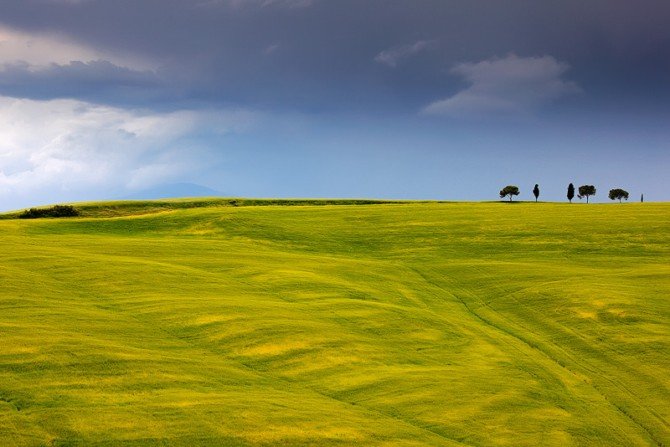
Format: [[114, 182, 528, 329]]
[[123, 183, 223, 200]]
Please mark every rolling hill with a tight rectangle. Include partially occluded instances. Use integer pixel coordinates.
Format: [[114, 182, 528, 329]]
[[0, 200, 668, 446]]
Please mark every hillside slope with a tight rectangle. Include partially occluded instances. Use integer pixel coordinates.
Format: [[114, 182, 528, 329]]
[[0, 201, 668, 446]]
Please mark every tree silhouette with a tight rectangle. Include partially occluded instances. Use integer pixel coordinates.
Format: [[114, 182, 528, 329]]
[[609, 188, 629, 203], [578, 185, 596, 203], [533, 184, 540, 202], [567, 183, 575, 203], [499, 185, 520, 202]]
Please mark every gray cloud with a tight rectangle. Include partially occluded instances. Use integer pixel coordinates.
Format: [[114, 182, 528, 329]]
[[0, 0, 668, 113], [423, 54, 580, 117], [0, 60, 163, 105], [374, 40, 435, 67], [198, 0, 315, 9], [39, 0, 93, 4]]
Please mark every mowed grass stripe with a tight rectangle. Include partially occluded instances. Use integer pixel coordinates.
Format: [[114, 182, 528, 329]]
[[1, 201, 668, 446]]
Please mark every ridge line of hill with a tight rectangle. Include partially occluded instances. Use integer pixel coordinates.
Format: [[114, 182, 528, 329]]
[[0, 198, 446, 219], [1, 197, 663, 220]]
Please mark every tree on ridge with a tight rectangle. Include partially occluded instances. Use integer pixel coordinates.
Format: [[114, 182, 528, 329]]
[[533, 184, 540, 202], [499, 185, 520, 202], [609, 188, 629, 203], [567, 183, 575, 203], [578, 185, 596, 204]]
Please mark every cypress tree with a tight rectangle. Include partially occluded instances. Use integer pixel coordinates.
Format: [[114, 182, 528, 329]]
[[567, 183, 575, 203]]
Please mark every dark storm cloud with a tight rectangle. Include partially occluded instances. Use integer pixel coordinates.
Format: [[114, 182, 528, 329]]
[[1, 0, 669, 112], [0, 60, 163, 105]]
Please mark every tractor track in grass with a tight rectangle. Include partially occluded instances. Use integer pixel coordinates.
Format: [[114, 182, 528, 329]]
[[494, 278, 670, 432], [409, 266, 668, 446]]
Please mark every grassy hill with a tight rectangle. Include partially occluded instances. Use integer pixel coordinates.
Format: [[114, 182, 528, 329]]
[[0, 200, 668, 446]]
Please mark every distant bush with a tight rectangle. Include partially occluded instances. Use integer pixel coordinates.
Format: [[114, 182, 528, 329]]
[[19, 205, 80, 219]]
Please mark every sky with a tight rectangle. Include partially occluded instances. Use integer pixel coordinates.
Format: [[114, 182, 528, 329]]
[[0, 0, 669, 209]]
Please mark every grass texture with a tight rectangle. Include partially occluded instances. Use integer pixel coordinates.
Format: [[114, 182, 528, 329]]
[[0, 200, 668, 446]]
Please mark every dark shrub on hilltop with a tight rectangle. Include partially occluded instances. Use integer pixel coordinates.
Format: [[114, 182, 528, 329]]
[[19, 205, 80, 219]]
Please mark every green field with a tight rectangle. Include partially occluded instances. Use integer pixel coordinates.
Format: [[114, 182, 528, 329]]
[[1, 200, 668, 446]]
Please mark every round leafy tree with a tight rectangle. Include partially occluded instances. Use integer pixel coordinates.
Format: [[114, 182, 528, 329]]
[[609, 188, 629, 203], [499, 185, 520, 202], [578, 185, 596, 203]]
